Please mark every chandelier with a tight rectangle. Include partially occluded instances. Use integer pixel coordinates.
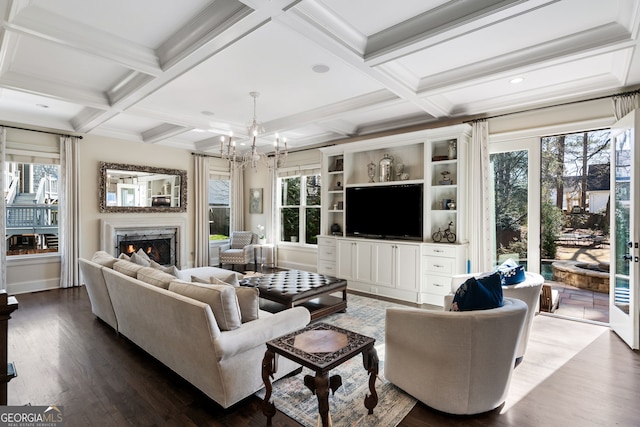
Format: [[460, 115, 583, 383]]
[[219, 92, 288, 169]]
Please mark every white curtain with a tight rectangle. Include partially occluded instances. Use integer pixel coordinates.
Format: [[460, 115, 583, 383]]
[[0, 128, 6, 290], [613, 92, 640, 120], [193, 155, 211, 267], [59, 136, 80, 288], [469, 120, 493, 273], [231, 162, 244, 231]]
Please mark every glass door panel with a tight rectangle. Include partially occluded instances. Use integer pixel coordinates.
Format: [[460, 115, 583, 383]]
[[610, 110, 639, 349], [490, 150, 529, 268]]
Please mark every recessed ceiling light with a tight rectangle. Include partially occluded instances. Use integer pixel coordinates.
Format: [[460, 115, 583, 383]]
[[201, 110, 215, 116], [36, 103, 49, 108], [510, 77, 524, 84], [312, 64, 330, 74]]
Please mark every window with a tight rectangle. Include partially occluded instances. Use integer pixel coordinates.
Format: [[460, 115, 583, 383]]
[[5, 161, 60, 256], [208, 172, 231, 240], [278, 169, 321, 245]]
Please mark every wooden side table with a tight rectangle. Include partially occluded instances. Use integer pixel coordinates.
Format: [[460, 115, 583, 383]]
[[261, 323, 378, 427]]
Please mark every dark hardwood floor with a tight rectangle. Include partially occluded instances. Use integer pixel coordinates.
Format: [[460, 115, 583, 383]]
[[7, 287, 640, 426]]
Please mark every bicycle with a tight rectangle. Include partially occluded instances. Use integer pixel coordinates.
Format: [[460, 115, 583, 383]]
[[432, 221, 456, 243]]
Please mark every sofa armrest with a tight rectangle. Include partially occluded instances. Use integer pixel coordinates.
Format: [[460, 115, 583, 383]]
[[214, 307, 311, 360]]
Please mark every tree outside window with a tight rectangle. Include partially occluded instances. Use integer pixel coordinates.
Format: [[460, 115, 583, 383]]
[[279, 174, 321, 244]]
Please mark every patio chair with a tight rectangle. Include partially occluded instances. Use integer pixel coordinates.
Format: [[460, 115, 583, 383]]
[[540, 284, 560, 313]]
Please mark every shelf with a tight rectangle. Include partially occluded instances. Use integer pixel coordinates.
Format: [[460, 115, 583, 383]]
[[328, 170, 343, 175], [329, 209, 344, 213], [328, 190, 344, 194]]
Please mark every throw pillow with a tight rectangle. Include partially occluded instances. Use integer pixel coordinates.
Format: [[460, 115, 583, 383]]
[[130, 251, 151, 267], [168, 281, 242, 331], [91, 251, 118, 268], [496, 258, 526, 285], [136, 248, 151, 262], [149, 260, 179, 277], [208, 276, 257, 323], [236, 287, 259, 323], [450, 272, 503, 311], [191, 275, 210, 284], [137, 267, 175, 290], [118, 253, 131, 261]]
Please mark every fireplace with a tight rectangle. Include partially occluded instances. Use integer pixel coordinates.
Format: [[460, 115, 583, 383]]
[[101, 218, 187, 268], [117, 231, 176, 265]]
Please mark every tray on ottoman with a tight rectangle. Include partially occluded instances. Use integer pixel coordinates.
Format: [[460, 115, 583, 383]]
[[239, 270, 347, 320]]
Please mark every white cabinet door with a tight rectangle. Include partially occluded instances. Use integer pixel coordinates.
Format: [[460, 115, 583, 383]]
[[395, 244, 420, 291], [355, 240, 374, 282], [374, 243, 394, 287], [337, 239, 354, 279]]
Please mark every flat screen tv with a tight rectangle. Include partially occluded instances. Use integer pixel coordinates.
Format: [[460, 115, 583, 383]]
[[345, 183, 423, 241]]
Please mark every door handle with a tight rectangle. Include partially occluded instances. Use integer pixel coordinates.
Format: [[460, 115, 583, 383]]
[[623, 254, 633, 261]]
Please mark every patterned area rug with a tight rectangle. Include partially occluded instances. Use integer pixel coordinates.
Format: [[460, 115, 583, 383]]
[[256, 294, 417, 427]]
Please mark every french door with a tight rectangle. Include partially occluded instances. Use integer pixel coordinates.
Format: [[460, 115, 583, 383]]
[[610, 110, 639, 349]]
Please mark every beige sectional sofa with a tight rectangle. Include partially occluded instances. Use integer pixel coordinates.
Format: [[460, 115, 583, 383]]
[[78, 252, 311, 408]]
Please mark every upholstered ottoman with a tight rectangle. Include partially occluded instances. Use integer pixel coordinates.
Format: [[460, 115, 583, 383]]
[[239, 270, 347, 320]]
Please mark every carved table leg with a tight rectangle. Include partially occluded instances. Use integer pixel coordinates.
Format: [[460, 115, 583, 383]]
[[304, 371, 336, 427], [261, 349, 277, 426], [362, 346, 379, 414]]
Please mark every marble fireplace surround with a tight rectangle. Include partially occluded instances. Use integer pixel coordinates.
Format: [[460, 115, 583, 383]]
[[100, 218, 187, 268]]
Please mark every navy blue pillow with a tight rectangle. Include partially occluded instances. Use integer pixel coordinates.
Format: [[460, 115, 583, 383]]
[[451, 272, 503, 311]]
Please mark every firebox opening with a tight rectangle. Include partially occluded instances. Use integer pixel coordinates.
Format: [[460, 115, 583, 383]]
[[117, 233, 176, 266]]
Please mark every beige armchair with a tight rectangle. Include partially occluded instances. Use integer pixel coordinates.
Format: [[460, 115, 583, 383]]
[[219, 231, 257, 271], [385, 297, 527, 415], [447, 271, 544, 364]]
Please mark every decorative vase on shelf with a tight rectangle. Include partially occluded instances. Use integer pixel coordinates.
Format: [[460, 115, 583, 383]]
[[379, 154, 394, 182], [258, 237, 267, 245], [367, 162, 376, 183], [448, 140, 457, 160]]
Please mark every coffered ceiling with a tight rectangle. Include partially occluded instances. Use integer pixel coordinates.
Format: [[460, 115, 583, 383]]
[[1, 0, 639, 154]]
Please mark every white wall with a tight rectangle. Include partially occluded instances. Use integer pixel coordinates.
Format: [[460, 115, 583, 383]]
[[79, 135, 194, 264]]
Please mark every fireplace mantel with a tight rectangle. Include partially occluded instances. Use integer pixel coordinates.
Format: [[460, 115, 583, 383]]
[[101, 218, 187, 268]]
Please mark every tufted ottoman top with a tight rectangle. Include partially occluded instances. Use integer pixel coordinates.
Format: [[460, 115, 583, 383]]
[[239, 270, 347, 305]]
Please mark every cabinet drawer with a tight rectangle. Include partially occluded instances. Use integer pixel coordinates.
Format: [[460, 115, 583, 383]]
[[317, 236, 336, 246], [424, 275, 452, 296], [318, 260, 336, 275], [318, 245, 336, 261], [423, 256, 455, 275], [422, 244, 457, 258]]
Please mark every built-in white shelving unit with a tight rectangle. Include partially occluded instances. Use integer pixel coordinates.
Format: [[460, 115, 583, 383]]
[[318, 125, 471, 305]]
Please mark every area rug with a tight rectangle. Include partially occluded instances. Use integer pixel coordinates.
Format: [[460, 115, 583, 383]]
[[256, 294, 417, 427]]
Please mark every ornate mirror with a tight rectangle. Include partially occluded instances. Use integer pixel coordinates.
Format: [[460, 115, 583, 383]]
[[99, 162, 187, 213]]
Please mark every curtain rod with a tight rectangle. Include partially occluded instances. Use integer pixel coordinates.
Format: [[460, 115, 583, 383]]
[[464, 88, 640, 123], [1, 124, 84, 139]]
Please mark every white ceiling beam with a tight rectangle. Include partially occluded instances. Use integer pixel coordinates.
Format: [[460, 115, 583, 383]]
[[142, 123, 193, 144]]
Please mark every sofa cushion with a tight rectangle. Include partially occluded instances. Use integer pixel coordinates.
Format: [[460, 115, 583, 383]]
[[169, 280, 242, 331], [451, 272, 503, 311], [91, 251, 118, 268], [137, 267, 175, 289], [113, 259, 145, 277], [149, 260, 179, 277]]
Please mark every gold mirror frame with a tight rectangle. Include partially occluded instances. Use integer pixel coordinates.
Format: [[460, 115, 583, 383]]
[[99, 162, 187, 213]]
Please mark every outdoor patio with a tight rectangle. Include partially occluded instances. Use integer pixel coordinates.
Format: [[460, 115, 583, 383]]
[[546, 280, 609, 323]]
